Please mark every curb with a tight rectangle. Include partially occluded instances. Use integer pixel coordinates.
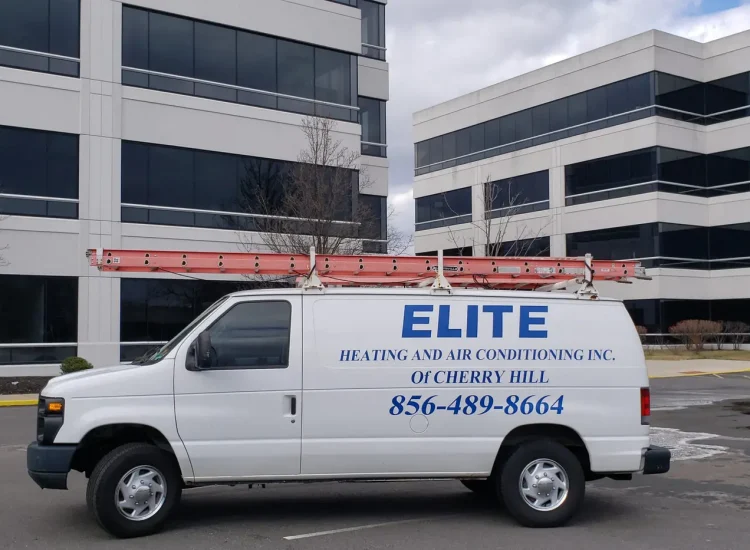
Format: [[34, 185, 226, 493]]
[[0, 399, 38, 407], [650, 368, 750, 379]]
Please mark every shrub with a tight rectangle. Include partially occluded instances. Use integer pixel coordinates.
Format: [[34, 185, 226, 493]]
[[723, 321, 750, 351], [635, 325, 648, 345], [668, 320, 722, 351], [60, 356, 94, 375]]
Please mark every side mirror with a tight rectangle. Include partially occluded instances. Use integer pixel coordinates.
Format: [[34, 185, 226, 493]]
[[187, 331, 212, 371]]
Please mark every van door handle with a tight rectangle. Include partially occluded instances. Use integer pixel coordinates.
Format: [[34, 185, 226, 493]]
[[290, 396, 297, 416]]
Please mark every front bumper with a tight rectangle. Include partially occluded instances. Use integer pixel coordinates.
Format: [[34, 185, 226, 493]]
[[643, 445, 671, 475], [27, 442, 76, 490]]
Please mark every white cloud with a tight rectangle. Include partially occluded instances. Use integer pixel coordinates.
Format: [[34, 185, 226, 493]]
[[384, 0, 750, 244]]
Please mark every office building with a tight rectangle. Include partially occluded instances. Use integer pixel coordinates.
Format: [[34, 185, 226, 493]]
[[413, 30, 750, 334], [0, 0, 389, 373]]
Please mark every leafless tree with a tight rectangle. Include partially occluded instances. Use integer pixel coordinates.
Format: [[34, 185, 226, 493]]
[[443, 175, 553, 257], [232, 116, 409, 257]]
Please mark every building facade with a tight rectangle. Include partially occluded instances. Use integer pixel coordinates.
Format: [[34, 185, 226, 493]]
[[413, 30, 750, 335], [0, 0, 389, 374]]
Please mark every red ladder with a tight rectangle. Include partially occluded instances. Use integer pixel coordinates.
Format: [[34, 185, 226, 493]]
[[87, 248, 649, 293]]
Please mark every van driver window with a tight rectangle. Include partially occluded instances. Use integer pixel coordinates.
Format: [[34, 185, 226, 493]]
[[206, 301, 291, 369]]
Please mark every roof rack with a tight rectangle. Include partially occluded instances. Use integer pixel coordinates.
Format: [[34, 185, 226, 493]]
[[86, 247, 650, 298]]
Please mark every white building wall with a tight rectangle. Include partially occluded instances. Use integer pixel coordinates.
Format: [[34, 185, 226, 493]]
[[0, 0, 389, 374]]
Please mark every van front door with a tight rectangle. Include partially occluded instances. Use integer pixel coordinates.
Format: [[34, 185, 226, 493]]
[[173, 296, 302, 481]]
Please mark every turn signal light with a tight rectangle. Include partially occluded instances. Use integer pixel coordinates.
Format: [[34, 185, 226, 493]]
[[46, 400, 64, 414]]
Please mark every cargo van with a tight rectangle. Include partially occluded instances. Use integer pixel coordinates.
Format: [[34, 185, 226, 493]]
[[27, 249, 671, 538]]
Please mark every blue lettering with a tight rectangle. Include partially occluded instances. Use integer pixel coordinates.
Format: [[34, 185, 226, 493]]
[[340, 350, 352, 361], [437, 305, 462, 338], [476, 349, 486, 360], [470, 371, 480, 384], [435, 371, 446, 384], [483, 305, 513, 337], [466, 306, 479, 338], [402, 305, 433, 338], [459, 370, 469, 384], [482, 371, 492, 384], [397, 349, 409, 361], [510, 370, 523, 384], [352, 350, 361, 361], [411, 371, 425, 384], [520, 305, 548, 339], [494, 370, 505, 383], [604, 349, 614, 361], [446, 371, 459, 384]]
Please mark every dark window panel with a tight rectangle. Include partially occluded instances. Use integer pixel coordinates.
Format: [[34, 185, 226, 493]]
[[484, 119, 500, 151], [47, 133, 79, 199], [708, 147, 750, 186], [469, 124, 485, 154], [705, 73, 749, 114], [148, 145, 194, 208], [628, 72, 654, 110], [50, 0, 80, 58], [237, 32, 277, 93], [587, 86, 607, 121], [0, 0, 49, 53], [442, 132, 457, 162], [0, 275, 77, 345], [567, 224, 658, 260], [455, 128, 471, 158], [415, 141, 429, 168], [122, 6, 149, 69], [606, 79, 630, 116], [567, 92, 587, 127], [515, 109, 533, 141], [0, 126, 46, 196], [315, 47, 351, 105], [361, 0, 385, 60], [194, 21, 236, 85], [548, 98, 568, 132], [658, 148, 705, 187], [500, 113, 516, 145], [655, 72, 704, 114], [487, 170, 549, 211], [277, 40, 315, 100], [532, 104, 550, 136], [195, 151, 238, 212], [498, 237, 550, 257], [415, 187, 472, 224], [148, 11, 194, 77], [121, 141, 149, 204]]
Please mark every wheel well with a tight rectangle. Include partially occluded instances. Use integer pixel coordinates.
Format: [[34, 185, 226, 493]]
[[492, 424, 596, 481], [70, 424, 178, 478]]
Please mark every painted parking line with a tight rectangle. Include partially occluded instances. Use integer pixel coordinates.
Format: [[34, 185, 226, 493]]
[[284, 516, 455, 540]]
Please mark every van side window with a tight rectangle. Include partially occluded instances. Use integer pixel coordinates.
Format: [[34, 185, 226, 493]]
[[205, 301, 291, 369]]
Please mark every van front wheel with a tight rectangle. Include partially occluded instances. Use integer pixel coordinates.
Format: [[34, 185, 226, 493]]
[[86, 443, 182, 538], [499, 440, 584, 527]]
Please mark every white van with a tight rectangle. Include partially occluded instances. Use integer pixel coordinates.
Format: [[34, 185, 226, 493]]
[[27, 286, 670, 538]]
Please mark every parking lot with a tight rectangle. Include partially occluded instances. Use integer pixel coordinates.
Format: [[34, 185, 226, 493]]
[[2, 374, 750, 549]]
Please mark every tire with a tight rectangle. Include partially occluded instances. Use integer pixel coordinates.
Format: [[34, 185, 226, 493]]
[[498, 439, 584, 528], [86, 443, 182, 538]]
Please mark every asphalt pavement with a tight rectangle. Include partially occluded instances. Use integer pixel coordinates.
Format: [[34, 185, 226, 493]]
[[1, 374, 750, 549]]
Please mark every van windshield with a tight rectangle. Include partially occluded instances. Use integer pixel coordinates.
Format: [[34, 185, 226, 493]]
[[133, 296, 230, 365]]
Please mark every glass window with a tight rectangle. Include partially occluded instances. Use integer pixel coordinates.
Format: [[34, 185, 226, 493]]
[[628, 72, 653, 110], [548, 99, 568, 132], [484, 119, 500, 151], [237, 31, 277, 109], [655, 72, 704, 114], [565, 148, 656, 196], [204, 301, 292, 369], [0, 0, 50, 53], [532, 104, 550, 135], [427, 136, 443, 166], [456, 128, 471, 158], [121, 141, 149, 204], [416, 187, 472, 223], [148, 12, 194, 77], [707, 147, 750, 187], [606, 79, 630, 116], [487, 170, 549, 211], [50, 0, 80, 58], [0, 275, 77, 344], [567, 92, 587, 127], [315, 47, 351, 105], [515, 109, 532, 141], [469, 124, 485, 154], [658, 148, 704, 187], [415, 142, 429, 169], [361, 0, 385, 61], [499, 237, 550, 257], [442, 132, 456, 162], [358, 194, 385, 240], [148, 145, 194, 208], [500, 114, 516, 145], [566, 224, 658, 260], [195, 151, 238, 212], [194, 22, 236, 85], [278, 40, 315, 99], [0, 125, 78, 203], [587, 86, 607, 121], [122, 6, 148, 69], [359, 97, 385, 154]]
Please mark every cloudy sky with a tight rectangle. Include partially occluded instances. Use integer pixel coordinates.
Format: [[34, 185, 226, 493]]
[[384, 0, 750, 248]]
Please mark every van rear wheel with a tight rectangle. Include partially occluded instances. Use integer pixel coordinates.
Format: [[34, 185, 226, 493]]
[[499, 440, 584, 527], [86, 443, 182, 538]]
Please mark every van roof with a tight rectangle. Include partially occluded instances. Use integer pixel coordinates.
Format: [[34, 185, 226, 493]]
[[224, 287, 623, 302]]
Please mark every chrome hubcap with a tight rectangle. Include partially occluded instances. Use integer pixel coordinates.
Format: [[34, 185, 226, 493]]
[[115, 466, 167, 521], [518, 458, 569, 511]]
